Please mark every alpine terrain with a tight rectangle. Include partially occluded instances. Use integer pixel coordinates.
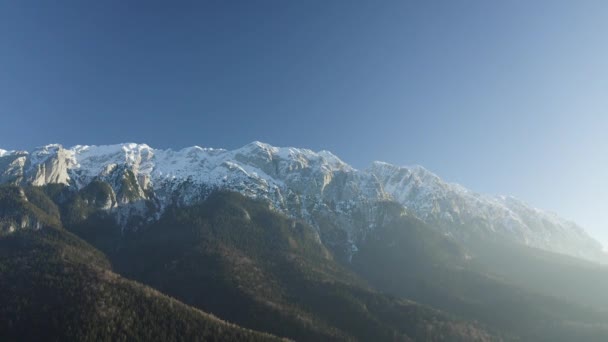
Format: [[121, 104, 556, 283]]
[[1, 142, 607, 341]]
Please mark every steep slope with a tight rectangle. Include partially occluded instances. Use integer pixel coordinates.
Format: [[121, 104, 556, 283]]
[[20, 181, 608, 341], [0, 141, 603, 263], [0, 186, 282, 341], [0, 184, 495, 341], [108, 191, 495, 342], [3, 168, 608, 340], [369, 162, 606, 263]]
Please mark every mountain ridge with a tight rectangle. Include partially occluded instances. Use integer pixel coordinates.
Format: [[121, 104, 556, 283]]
[[0, 141, 604, 264]]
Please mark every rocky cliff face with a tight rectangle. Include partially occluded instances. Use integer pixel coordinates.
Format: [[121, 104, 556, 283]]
[[0, 141, 604, 263]]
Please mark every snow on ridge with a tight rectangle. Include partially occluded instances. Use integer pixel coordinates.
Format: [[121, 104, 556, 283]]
[[370, 160, 605, 260], [0, 149, 27, 157], [2, 140, 604, 262], [47, 141, 355, 193], [0, 141, 594, 234]]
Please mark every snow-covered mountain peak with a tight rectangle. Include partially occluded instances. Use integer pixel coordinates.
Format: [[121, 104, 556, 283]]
[[318, 150, 351, 170], [240, 140, 275, 152], [229, 142, 353, 175], [0, 149, 27, 157], [372, 162, 452, 185], [370, 161, 605, 261], [0, 141, 605, 263], [71, 142, 153, 157], [33, 143, 63, 152]]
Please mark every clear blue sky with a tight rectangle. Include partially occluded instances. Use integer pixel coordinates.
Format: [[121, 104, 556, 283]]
[[1, 1, 607, 246]]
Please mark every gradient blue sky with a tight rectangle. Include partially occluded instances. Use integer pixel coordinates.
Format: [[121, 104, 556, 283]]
[[1, 1, 607, 246]]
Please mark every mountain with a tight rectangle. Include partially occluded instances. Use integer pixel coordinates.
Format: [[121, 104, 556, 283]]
[[0, 185, 281, 341], [2, 142, 608, 340], [350, 215, 608, 341], [0, 141, 604, 263], [369, 161, 606, 262], [0, 184, 494, 341]]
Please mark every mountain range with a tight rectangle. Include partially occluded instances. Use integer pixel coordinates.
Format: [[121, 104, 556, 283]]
[[1, 141, 608, 341], [0, 141, 604, 263]]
